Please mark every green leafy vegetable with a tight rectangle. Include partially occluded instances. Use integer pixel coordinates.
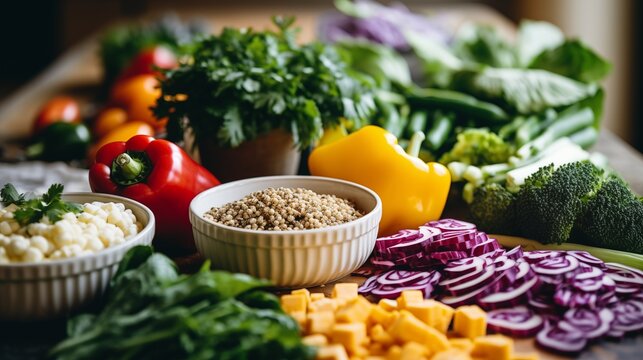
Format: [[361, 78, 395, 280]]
[[1, 183, 82, 225], [51, 246, 315, 360], [516, 20, 565, 67], [154, 16, 377, 149], [335, 40, 412, 88], [529, 39, 612, 83], [453, 68, 598, 113], [453, 24, 516, 68]]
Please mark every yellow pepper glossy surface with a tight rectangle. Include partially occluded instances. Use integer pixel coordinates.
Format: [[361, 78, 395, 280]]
[[309, 125, 451, 236]]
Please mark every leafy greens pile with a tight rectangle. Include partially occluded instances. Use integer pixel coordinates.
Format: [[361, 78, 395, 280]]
[[50, 246, 315, 360], [154, 16, 377, 149]]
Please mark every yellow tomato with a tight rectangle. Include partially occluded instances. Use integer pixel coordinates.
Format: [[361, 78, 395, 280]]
[[110, 74, 167, 130], [88, 121, 154, 162], [93, 107, 128, 138]]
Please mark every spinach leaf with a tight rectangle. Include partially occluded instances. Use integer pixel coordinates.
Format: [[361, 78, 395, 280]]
[[405, 30, 464, 87], [453, 68, 598, 114], [51, 247, 313, 360], [335, 40, 412, 88], [516, 20, 565, 67], [452, 24, 517, 68], [529, 39, 611, 83]]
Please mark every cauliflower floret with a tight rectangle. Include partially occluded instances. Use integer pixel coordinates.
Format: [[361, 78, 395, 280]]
[[29, 235, 52, 255], [23, 247, 44, 262], [0, 221, 12, 236], [9, 235, 30, 256]]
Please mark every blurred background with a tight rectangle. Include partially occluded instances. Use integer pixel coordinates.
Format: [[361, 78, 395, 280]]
[[0, 0, 640, 150]]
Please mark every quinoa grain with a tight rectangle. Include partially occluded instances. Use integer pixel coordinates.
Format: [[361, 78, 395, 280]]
[[203, 187, 362, 230]]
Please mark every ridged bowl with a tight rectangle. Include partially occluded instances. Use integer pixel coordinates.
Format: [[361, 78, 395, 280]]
[[190, 176, 382, 288], [0, 193, 155, 321]]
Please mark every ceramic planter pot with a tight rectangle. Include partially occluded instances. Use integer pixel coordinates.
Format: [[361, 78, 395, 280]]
[[197, 129, 301, 183]]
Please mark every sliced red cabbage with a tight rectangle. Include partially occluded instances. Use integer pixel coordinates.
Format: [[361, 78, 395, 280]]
[[479, 275, 540, 310], [610, 298, 643, 333], [471, 239, 501, 256], [444, 264, 498, 296], [504, 246, 524, 261], [567, 250, 605, 268], [429, 250, 468, 264], [358, 275, 380, 294], [558, 308, 614, 339], [376, 270, 433, 286], [536, 324, 587, 354], [375, 229, 420, 254], [531, 255, 579, 275], [487, 306, 544, 337], [426, 218, 476, 232], [443, 257, 486, 278], [523, 250, 563, 263]]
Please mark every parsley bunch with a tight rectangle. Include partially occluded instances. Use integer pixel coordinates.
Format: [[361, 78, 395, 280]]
[[154, 16, 377, 149], [0, 183, 82, 225]]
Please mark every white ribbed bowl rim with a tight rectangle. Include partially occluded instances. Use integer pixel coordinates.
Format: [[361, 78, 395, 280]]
[[189, 175, 382, 242], [0, 192, 155, 279]]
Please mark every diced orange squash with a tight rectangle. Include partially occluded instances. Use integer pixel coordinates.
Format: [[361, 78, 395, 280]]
[[400, 342, 430, 360], [292, 288, 311, 304], [332, 283, 359, 300], [352, 345, 369, 357], [290, 311, 307, 328], [311, 293, 326, 302], [387, 345, 402, 360], [453, 305, 486, 339], [370, 324, 395, 346], [397, 290, 424, 309], [369, 305, 397, 327], [368, 342, 386, 356], [366, 356, 387, 360], [387, 311, 449, 353], [317, 344, 350, 360], [378, 299, 398, 311], [310, 298, 339, 313], [430, 349, 472, 360], [308, 311, 335, 336], [471, 334, 513, 360], [406, 300, 454, 334], [448, 338, 473, 353], [302, 334, 328, 347], [511, 353, 538, 360], [332, 323, 367, 352], [281, 293, 307, 314], [337, 296, 374, 323]]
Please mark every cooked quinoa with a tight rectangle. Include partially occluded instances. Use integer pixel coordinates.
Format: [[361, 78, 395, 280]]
[[204, 187, 363, 230]]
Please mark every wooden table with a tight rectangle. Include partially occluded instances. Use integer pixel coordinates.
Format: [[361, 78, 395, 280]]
[[0, 4, 641, 360]]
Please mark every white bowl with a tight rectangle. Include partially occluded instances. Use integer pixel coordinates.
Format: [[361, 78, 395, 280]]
[[190, 176, 382, 288], [0, 193, 155, 321]]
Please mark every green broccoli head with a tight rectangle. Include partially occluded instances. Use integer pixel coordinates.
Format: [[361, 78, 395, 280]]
[[514, 161, 604, 244], [469, 183, 516, 234], [574, 174, 643, 254], [439, 128, 513, 166]]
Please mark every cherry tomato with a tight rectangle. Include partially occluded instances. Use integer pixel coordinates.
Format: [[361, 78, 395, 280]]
[[88, 121, 155, 162], [93, 107, 128, 138], [110, 74, 167, 130], [32, 96, 81, 135], [118, 45, 177, 80]]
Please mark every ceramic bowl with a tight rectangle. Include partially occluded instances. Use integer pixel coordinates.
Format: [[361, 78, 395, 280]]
[[0, 193, 155, 321], [190, 176, 382, 288]]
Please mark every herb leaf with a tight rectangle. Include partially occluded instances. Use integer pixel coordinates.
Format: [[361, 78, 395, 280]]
[[4, 183, 82, 225], [1, 183, 25, 205]]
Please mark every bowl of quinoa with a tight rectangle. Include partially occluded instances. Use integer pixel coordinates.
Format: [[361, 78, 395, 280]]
[[0, 192, 155, 320], [190, 176, 382, 287]]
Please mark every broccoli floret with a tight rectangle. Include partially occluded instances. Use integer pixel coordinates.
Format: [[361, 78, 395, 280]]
[[514, 161, 604, 244], [439, 128, 513, 166], [469, 183, 516, 234], [574, 174, 643, 254]]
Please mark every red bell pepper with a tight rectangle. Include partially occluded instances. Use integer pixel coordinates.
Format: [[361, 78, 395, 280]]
[[89, 135, 220, 254]]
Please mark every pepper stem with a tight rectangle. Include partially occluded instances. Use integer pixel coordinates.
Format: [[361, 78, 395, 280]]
[[115, 153, 144, 180], [406, 131, 426, 158]]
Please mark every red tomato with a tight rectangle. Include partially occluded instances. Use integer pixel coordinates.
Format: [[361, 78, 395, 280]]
[[118, 46, 178, 80], [32, 96, 81, 135]]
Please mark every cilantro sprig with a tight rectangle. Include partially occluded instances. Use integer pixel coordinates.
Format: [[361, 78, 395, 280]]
[[154, 16, 377, 149], [1, 183, 82, 225]]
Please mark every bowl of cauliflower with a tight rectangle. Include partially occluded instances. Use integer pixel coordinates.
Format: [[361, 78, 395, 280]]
[[0, 189, 155, 320]]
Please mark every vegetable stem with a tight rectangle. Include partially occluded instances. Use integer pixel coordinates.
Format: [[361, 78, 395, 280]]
[[115, 153, 144, 180], [406, 131, 426, 158]]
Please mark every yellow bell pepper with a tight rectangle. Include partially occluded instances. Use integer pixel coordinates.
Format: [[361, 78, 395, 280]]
[[309, 125, 450, 236]]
